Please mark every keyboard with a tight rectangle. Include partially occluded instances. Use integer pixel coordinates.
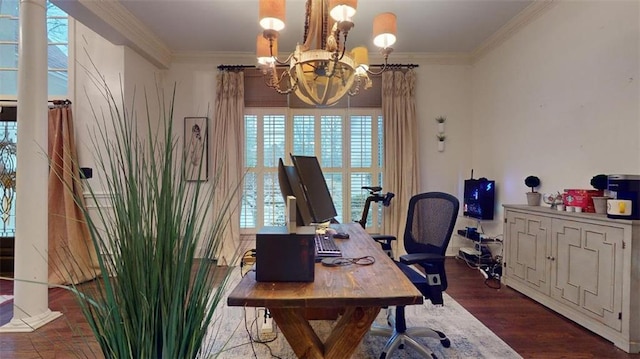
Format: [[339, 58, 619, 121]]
[[314, 234, 342, 258]]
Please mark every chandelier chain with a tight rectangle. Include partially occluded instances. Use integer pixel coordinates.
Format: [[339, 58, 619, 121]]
[[303, 0, 311, 45]]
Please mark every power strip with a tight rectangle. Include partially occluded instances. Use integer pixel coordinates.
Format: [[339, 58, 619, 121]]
[[257, 308, 277, 340]]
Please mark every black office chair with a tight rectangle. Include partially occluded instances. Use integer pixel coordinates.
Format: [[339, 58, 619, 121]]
[[370, 192, 459, 359]]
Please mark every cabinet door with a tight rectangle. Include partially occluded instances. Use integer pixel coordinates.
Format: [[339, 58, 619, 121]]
[[505, 211, 551, 295], [551, 219, 623, 331]]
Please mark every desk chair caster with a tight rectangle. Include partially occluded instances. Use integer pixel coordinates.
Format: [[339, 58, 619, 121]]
[[357, 186, 396, 257], [371, 305, 451, 359]]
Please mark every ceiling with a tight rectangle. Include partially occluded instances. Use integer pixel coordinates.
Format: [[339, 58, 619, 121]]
[[113, 0, 534, 54]]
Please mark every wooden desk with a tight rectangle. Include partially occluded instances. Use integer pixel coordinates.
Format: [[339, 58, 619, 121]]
[[227, 223, 423, 359]]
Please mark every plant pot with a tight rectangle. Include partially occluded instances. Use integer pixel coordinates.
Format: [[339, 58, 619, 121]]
[[526, 192, 541, 206], [437, 122, 445, 134], [437, 141, 445, 152], [592, 196, 609, 214]]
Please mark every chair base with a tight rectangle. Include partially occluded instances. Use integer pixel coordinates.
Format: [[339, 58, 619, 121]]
[[370, 323, 450, 359]]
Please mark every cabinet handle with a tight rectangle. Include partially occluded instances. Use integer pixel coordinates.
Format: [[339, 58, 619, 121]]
[[550, 256, 555, 261]]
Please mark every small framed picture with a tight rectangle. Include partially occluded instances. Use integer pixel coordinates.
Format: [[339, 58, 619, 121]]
[[184, 117, 208, 181]]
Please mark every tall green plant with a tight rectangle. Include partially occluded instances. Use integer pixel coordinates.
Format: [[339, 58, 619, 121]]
[[65, 72, 237, 358]]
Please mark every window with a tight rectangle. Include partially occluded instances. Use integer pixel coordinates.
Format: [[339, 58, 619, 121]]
[[0, 108, 16, 237], [0, 0, 69, 97], [241, 108, 384, 234]]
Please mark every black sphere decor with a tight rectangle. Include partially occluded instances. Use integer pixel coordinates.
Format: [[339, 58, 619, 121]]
[[590, 174, 608, 190], [525, 175, 541, 192]]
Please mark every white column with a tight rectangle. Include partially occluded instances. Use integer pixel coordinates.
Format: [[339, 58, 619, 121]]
[[0, 0, 62, 332]]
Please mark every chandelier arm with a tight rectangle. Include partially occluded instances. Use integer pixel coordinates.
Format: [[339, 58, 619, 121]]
[[337, 32, 348, 61], [264, 68, 299, 95], [273, 52, 295, 66], [364, 50, 392, 76], [267, 39, 296, 66]]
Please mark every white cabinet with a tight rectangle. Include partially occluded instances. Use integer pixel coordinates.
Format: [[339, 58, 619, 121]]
[[503, 205, 639, 353]]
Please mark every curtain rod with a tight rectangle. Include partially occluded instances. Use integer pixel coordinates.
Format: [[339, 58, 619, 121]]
[[0, 99, 72, 104], [217, 63, 419, 71]]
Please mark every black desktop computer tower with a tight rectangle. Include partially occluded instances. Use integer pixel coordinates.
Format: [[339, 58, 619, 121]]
[[255, 226, 315, 282]]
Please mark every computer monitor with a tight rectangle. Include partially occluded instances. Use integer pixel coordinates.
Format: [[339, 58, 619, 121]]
[[277, 158, 314, 226], [290, 155, 338, 224]]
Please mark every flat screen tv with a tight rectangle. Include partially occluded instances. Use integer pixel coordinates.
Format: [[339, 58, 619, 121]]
[[290, 154, 338, 224], [463, 178, 495, 220]]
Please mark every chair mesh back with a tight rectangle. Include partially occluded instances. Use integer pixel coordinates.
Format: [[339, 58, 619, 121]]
[[404, 193, 459, 256]]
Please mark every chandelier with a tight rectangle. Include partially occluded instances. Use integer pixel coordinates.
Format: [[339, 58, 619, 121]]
[[256, 0, 397, 107]]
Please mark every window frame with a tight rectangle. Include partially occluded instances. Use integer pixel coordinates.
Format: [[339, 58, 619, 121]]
[[0, 0, 72, 101]]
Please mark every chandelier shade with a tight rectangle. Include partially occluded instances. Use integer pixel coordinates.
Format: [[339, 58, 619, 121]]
[[373, 12, 397, 49], [351, 46, 369, 73], [259, 0, 286, 32], [257, 0, 396, 107], [256, 34, 277, 65], [329, 0, 357, 22]]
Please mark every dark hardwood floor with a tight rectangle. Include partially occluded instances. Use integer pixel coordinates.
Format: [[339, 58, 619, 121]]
[[445, 258, 637, 359], [0, 258, 638, 358]]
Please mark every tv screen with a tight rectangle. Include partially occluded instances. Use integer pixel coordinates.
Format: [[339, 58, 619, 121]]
[[277, 158, 313, 226], [463, 179, 495, 220], [290, 155, 338, 224]]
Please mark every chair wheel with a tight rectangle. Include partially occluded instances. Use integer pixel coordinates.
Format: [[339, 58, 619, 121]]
[[431, 354, 438, 359], [435, 331, 451, 348]]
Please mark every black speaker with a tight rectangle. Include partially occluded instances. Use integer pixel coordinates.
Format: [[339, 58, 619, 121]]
[[256, 226, 315, 282]]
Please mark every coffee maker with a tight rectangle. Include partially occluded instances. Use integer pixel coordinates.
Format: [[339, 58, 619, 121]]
[[607, 174, 640, 220]]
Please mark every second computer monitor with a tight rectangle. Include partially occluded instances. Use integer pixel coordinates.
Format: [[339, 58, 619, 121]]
[[277, 158, 314, 226], [290, 155, 338, 224]]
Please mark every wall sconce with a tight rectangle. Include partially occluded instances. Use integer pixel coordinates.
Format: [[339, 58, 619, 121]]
[[436, 134, 446, 152], [435, 116, 446, 152]]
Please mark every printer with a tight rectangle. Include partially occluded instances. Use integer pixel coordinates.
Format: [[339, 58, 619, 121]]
[[607, 174, 640, 220]]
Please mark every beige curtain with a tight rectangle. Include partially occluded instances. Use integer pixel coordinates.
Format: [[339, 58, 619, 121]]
[[48, 104, 99, 285], [212, 71, 244, 265], [381, 70, 419, 257]]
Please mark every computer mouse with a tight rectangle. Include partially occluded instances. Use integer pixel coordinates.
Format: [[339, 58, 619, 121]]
[[325, 228, 337, 236], [333, 232, 349, 239]]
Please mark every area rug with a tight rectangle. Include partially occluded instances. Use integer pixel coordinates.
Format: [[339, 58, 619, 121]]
[[204, 269, 522, 359]]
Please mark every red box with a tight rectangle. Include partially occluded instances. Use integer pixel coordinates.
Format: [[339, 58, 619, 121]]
[[563, 189, 604, 213]]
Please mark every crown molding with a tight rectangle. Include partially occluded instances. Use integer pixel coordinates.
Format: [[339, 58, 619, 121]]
[[172, 51, 256, 64], [55, 0, 172, 69], [391, 52, 472, 66], [471, 0, 558, 63]]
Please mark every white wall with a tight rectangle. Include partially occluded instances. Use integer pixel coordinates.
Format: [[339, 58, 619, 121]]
[[415, 63, 473, 196], [72, 21, 162, 192], [73, 20, 124, 174], [470, 0, 640, 235]]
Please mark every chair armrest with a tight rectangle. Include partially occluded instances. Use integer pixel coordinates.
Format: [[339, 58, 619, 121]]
[[371, 234, 396, 243], [400, 253, 445, 265]]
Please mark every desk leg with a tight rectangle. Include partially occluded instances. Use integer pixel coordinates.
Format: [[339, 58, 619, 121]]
[[270, 306, 381, 359], [270, 307, 324, 359], [324, 306, 381, 358]]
